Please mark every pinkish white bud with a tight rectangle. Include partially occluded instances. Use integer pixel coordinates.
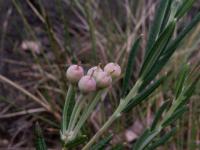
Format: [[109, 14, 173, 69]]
[[78, 75, 96, 93], [95, 71, 112, 88], [87, 66, 103, 78], [66, 65, 84, 84], [104, 63, 121, 78]]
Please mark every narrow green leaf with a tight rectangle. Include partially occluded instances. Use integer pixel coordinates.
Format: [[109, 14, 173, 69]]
[[177, 74, 200, 108], [162, 106, 188, 128], [133, 129, 160, 150], [123, 77, 165, 112], [151, 100, 170, 131], [146, 0, 171, 55], [65, 135, 88, 148], [146, 128, 176, 150], [163, 12, 200, 56], [133, 129, 150, 150], [175, 63, 189, 98], [121, 37, 141, 97], [140, 21, 176, 79], [61, 85, 76, 132], [175, 0, 196, 20], [34, 122, 47, 150], [91, 134, 113, 150], [111, 144, 124, 150], [160, 0, 173, 32], [142, 12, 200, 87]]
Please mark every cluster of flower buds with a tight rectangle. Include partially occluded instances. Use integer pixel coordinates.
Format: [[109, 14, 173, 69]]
[[66, 63, 121, 93]]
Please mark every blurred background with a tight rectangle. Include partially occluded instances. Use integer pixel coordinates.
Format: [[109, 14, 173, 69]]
[[0, 0, 200, 149]]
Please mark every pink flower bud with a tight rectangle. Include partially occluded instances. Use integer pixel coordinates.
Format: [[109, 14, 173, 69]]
[[87, 66, 103, 78], [66, 65, 84, 84], [104, 63, 121, 78], [78, 75, 96, 93], [95, 71, 112, 88]]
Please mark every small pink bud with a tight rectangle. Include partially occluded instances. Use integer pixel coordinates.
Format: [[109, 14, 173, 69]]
[[104, 63, 121, 78], [78, 75, 96, 93], [87, 66, 103, 78], [95, 71, 112, 88], [66, 65, 84, 84]]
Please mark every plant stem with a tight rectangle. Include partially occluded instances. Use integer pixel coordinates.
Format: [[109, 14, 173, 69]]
[[73, 90, 104, 138], [82, 105, 122, 150], [82, 80, 142, 150]]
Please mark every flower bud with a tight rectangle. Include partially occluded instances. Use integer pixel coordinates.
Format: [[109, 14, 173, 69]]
[[95, 71, 112, 88], [78, 75, 96, 93], [66, 65, 84, 84], [87, 66, 103, 78], [104, 63, 121, 78]]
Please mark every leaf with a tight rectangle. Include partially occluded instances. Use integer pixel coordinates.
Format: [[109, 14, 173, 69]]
[[132, 129, 150, 150], [121, 37, 141, 97], [146, 127, 176, 150], [162, 106, 188, 128], [123, 77, 165, 112], [133, 129, 160, 150], [140, 20, 176, 79], [61, 85, 76, 132], [145, 0, 172, 55], [142, 12, 200, 87], [175, 63, 190, 98], [177, 73, 200, 108], [91, 134, 113, 150], [34, 122, 47, 150], [65, 135, 88, 148], [175, 0, 196, 20], [111, 144, 124, 150], [150, 100, 170, 131], [160, 0, 173, 32], [163, 12, 200, 57]]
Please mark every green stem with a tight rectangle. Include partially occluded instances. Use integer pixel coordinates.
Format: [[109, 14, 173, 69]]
[[67, 94, 85, 132], [62, 84, 75, 133], [73, 90, 104, 138], [82, 80, 142, 150]]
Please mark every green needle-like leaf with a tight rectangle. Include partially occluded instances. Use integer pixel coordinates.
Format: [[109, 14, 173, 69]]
[[151, 100, 170, 131], [91, 134, 113, 150], [123, 76, 165, 112], [175, 0, 196, 20], [175, 64, 189, 98], [146, 128, 176, 150], [121, 37, 141, 97], [133, 129, 160, 150], [162, 106, 188, 128], [34, 122, 47, 150], [140, 20, 176, 79], [142, 12, 200, 87], [146, 0, 171, 55]]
